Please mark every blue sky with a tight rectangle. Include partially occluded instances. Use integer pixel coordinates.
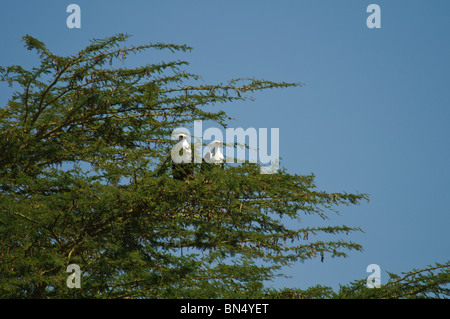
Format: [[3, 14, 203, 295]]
[[1, 0, 449, 291]]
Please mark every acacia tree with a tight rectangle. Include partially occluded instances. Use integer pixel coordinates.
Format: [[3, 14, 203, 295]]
[[0, 34, 447, 298], [266, 262, 450, 299]]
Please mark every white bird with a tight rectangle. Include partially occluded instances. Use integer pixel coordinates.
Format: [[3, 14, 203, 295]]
[[210, 140, 224, 165], [172, 134, 194, 180], [202, 140, 224, 171], [174, 134, 192, 163]]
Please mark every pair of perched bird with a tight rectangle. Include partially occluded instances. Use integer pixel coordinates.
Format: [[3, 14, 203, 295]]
[[172, 134, 224, 181]]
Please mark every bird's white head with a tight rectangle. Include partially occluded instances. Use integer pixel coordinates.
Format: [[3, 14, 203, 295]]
[[211, 140, 224, 163]]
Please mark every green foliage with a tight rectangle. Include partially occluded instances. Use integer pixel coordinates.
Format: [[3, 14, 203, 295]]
[[0, 33, 406, 299], [266, 262, 450, 299]]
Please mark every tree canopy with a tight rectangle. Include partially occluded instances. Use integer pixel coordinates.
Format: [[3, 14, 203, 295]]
[[0, 34, 448, 298]]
